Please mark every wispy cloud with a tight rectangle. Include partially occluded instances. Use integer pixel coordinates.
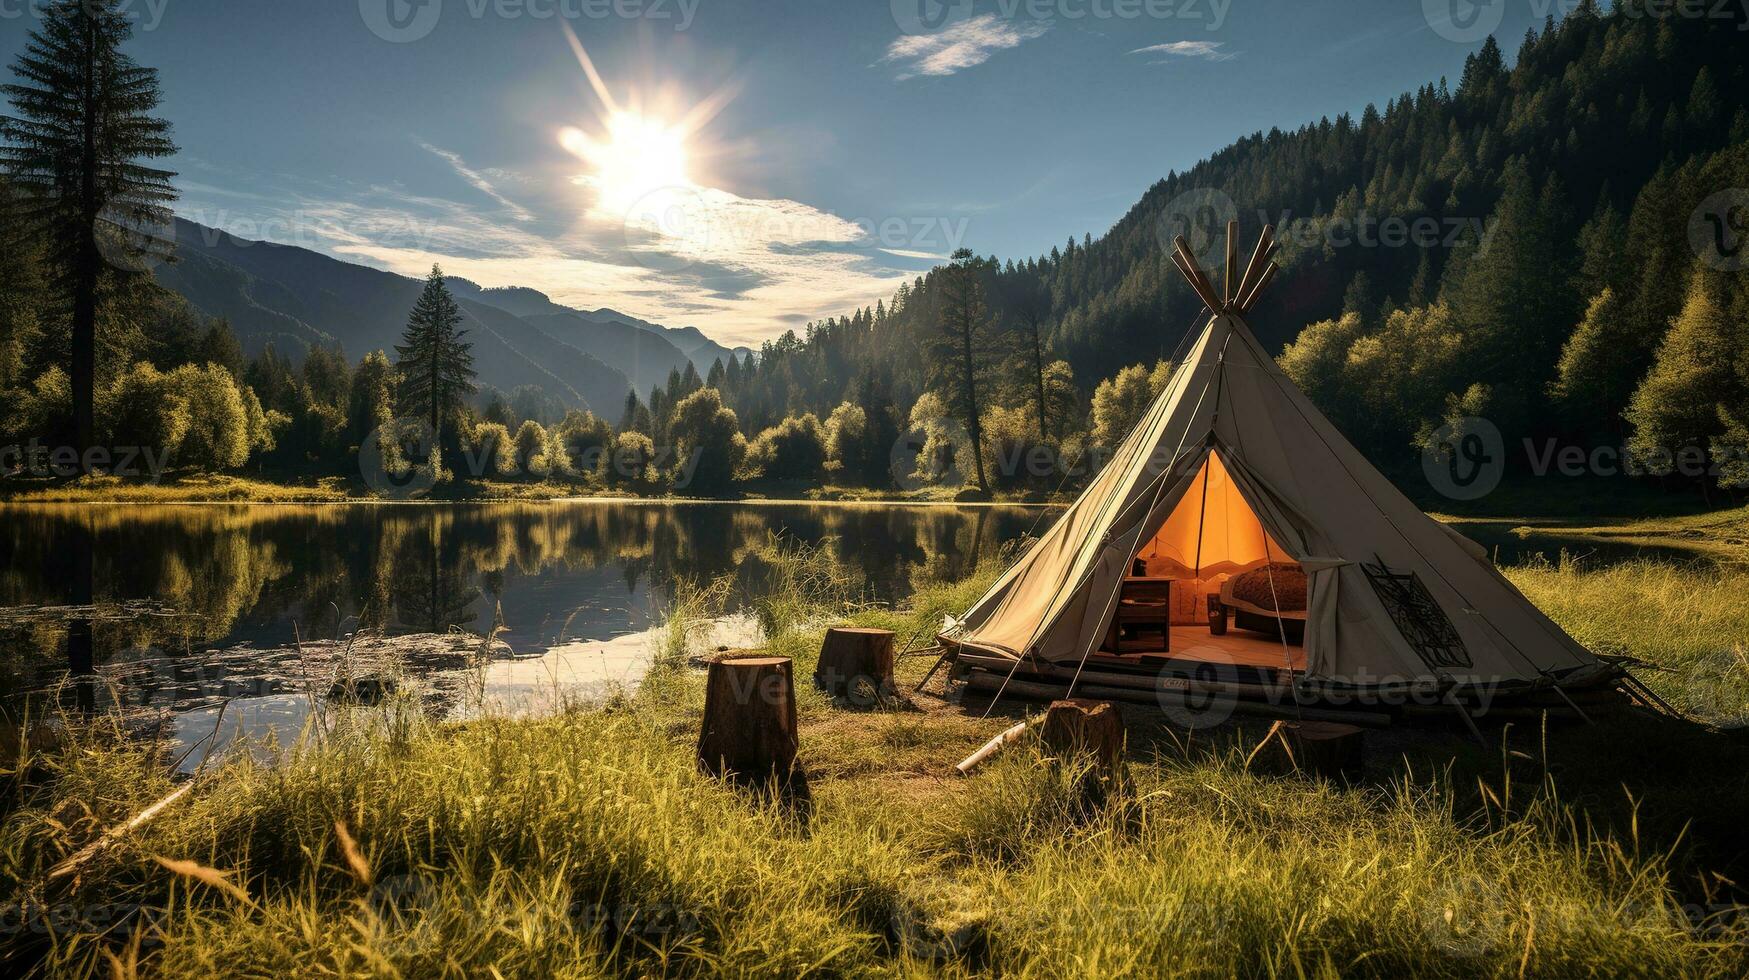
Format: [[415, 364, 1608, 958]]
[[1129, 40, 1237, 63], [174, 165, 944, 348], [419, 142, 537, 223], [882, 14, 1049, 80]]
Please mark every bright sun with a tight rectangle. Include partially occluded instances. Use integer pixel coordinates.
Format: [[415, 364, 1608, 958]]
[[560, 111, 690, 215]]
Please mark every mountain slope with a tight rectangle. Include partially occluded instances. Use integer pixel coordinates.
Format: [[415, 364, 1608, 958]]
[[586, 307, 753, 374], [157, 219, 632, 414], [520, 312, 694, 398], [456, 285, 752, 377]]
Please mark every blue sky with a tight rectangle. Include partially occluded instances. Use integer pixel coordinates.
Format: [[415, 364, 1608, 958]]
[[1, 0, 1557, 346]]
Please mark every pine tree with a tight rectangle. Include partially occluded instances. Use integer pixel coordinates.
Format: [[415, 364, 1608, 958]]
[[620, 390, 642, 432], [1626, 267, 1738, 478], [1551, 287, 1640, 437], [394, 266, 476, 449], [926, 248, 999, 491], [2, 0, 176, 460]]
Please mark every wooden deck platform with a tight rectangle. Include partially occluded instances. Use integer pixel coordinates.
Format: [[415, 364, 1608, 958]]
[[1114, 626, 1305, 672]]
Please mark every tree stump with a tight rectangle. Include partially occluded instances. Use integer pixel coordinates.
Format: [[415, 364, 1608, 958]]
[[1039, 699, 1126, 809], [1247, 720, 1364, 781], [698, 657, 800, 786], [813, 627, 895, 705]]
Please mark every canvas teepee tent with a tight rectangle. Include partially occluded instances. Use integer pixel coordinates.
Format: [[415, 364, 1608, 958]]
[[947, 225, 1613, 701]]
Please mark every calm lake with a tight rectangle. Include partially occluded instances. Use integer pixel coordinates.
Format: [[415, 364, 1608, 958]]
[[0, 501, 1057, 761], [0, 500, 1713, 766]]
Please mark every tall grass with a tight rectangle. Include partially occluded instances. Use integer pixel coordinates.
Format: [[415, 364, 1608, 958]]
[[3, 550, 1746, 976], [1506, 555, 1749, 725]]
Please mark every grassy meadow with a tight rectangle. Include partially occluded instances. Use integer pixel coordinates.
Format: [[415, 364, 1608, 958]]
[[2, 528, 1748, 977]]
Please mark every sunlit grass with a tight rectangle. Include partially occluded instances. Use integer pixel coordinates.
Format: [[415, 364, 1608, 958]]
[[1506, 555, 1749, 725], [0, 474, 358, 504], [3, 544, 1748, 976]]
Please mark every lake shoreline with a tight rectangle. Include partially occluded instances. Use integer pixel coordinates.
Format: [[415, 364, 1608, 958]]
[[0, 473, 1075, 507]]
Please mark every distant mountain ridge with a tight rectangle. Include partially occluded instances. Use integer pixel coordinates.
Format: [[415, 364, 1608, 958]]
[[155, 218, 752, 417]]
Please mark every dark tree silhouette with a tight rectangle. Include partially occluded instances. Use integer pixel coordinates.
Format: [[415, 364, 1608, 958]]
[[1, 0, 176, 461], [928, 248, 1000, 491], [394, 265, 476, 451]]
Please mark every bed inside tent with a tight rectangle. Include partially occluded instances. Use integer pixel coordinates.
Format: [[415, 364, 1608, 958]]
[[1099, 448, 1308, 674]]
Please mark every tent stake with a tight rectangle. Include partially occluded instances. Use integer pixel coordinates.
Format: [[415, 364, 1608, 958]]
[[1549, 684, 1595, 725], [1444, 690, 1487, 747], [914, 646, 954, 693], [1620, 670, 1682, 719]]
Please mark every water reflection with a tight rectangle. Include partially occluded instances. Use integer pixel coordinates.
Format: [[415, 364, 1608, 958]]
[[0, 502, 1052, 723]]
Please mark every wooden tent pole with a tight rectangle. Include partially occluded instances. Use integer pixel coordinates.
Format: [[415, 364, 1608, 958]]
[[1191, 444, 1213, 579], [1223, 219, 1239, 305], [1236, 241, 1278, 305], [1237, 262, 1279, 314], [1172, 236, 1226, 312], [1235, 225, 1276, 301], [1170, 249, 1223, 314]]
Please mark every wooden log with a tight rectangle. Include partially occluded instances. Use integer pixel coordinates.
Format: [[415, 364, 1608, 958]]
[[954, 717, 1039, 776], [961, 671, 1393, 727], [1040, 699, 1125, 771], [697, 657, 800, 785], [1247, 720, 1365, 781], [1041, 699, 1126, 809], [814, 626, 895, 704], [1287, 721, 1364, 780]]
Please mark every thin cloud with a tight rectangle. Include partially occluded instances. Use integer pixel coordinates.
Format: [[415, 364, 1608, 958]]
[[882, 14, 1049, 80], [419, 142, 537, 223], [1129, 40, 1238, 63]]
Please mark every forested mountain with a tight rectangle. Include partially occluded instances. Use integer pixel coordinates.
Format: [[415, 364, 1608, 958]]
[[729, 1, 1749, 488], [157, 219, 633, 415]]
